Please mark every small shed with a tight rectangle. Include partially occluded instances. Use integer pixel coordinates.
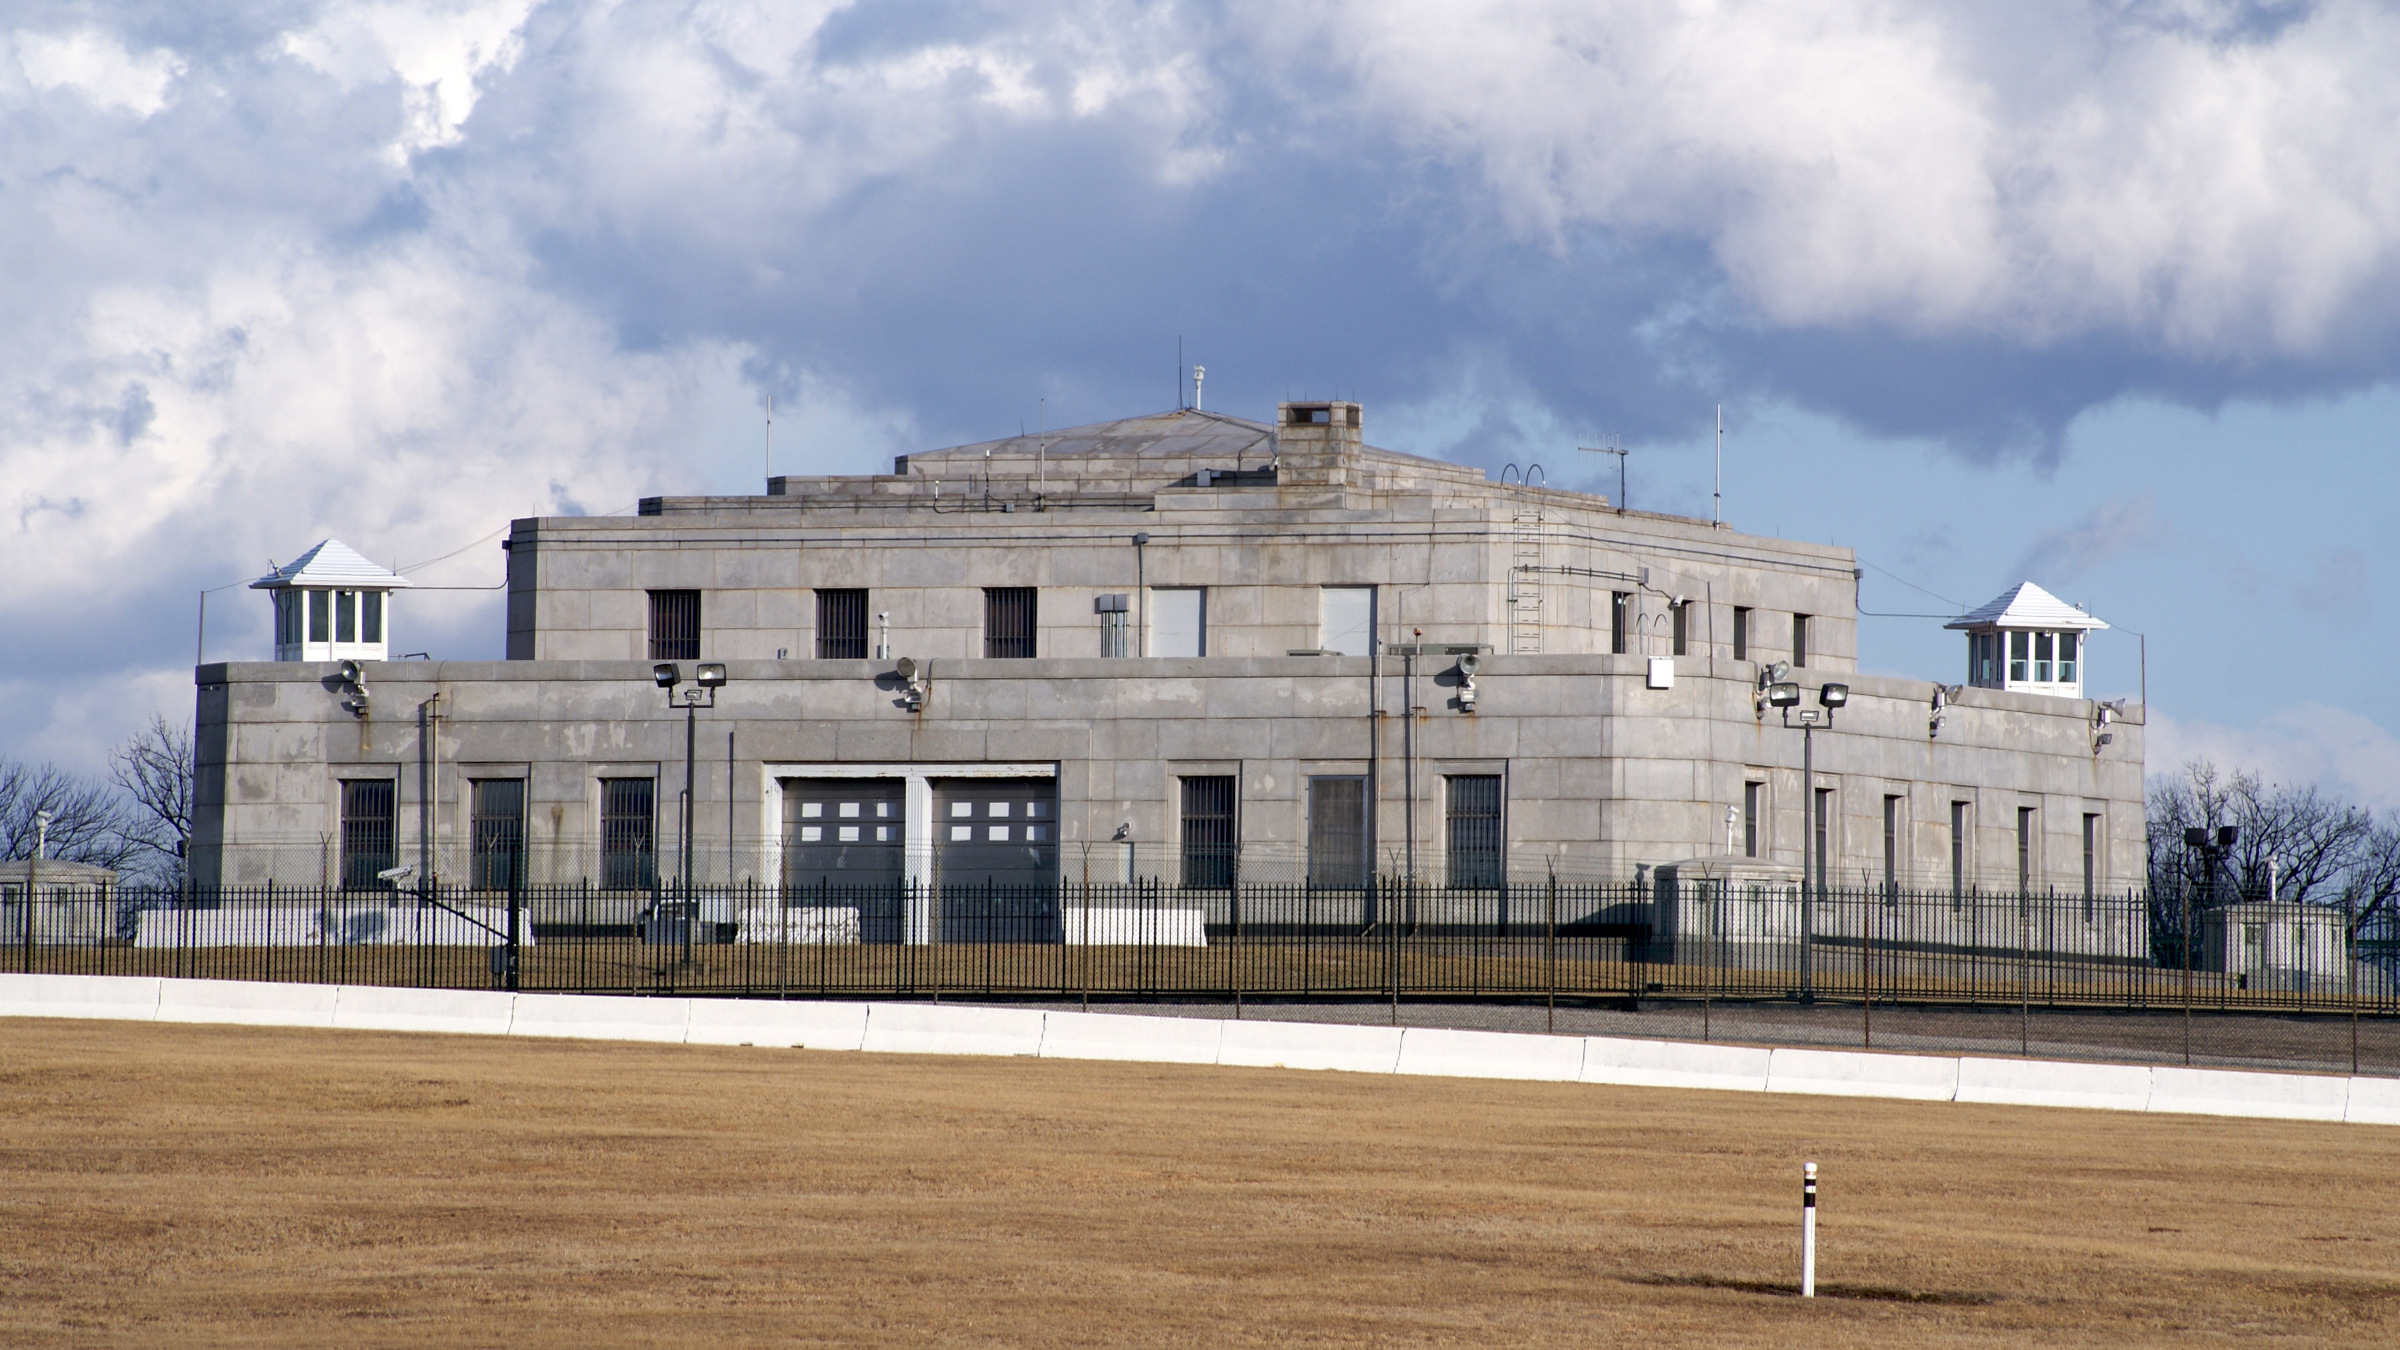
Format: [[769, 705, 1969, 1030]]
[[0, 859, 121, 946], [250, 539, 412, 662], [1945, 582, 2107, 699], [2201, 901, 2351, 993]]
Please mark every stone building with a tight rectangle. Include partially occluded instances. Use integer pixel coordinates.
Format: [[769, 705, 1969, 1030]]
[[193, 401, 2146, 923]]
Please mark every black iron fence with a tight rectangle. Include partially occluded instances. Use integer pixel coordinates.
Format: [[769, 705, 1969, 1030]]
[[9, 876, 2395, 1013]]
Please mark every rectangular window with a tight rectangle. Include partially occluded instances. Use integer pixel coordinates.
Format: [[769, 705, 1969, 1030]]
[[648, 590, 701, 661], [1971, 632, 1998, 685], [2082, 812, 2101, 915], [276, 593, 298, 647], [1179, 775, 1237, 888], [1743, 781, 1763, 858], [2008, 630, 2030, 683], [1732, 607, 1750, 661], [1306, 776, 1368, 889], [1610, 592, 1632, 655], [1791, 613, 1810, 669], [309, 589, 331, 642], [1444, 775, 1504, 888], [1883, 795, 1902, 892], [1097, 594, 1131, 658], [361, 590, 383, 644], [335, 590, 357, 644], [1319, 586, 1375, 656], [814, 589, 869, 659], [339, 779, 397, 890], [2017, 805, 2037, 893], [1671, 602, 1688, 657], [2059, 632, 2079, 685], [1950, 801, 1970, 902], [1812, 788, 1833, 894], [600, 777, 657, 890], [470, 778, 527, 890], [983, 587, 1038, 658], [2034, 631, 2055, 683], [1151, 587, 1205, 658]]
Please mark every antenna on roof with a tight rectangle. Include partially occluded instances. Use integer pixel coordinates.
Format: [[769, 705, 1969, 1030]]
[[1578, 435, 1627, 512], [1713, 403, 1723, 527], [1177, 336, 1184, 409], [764, 392, 773, 488], [1192, 365, 1205, 412]]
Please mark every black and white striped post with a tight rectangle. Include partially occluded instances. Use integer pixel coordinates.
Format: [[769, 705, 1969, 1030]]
[[1801, 1161, 1819, 1297]]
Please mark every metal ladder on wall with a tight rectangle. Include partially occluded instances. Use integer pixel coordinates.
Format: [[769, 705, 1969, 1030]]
[[1505, 465, 1545, 655]]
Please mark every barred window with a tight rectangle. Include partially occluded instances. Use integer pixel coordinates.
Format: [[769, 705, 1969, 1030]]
[[1670, 601, 1688, 657], [1732, 606, 1750, 661], [339, 779, 397, 890], [984, 587, 1037, 658], [1307, 776, 1367, 889], [600, 778, 657, 890], [470, 778, 526, 890], [1791, 613, 1811, 669], [1180, 775, 1237, 888], [815, 589, 868, 660], [1611, 592, 1632, 655], [1444, 775, 1503, 888], [648, 590, 701, 661]]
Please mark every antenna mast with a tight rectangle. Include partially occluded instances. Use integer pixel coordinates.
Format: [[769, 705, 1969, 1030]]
[[1578, 435, 1627, 512], [764, 393, 774, 487], [1713, 403, 1722, 526]]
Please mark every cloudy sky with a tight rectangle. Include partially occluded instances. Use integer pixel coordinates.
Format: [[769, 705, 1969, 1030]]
[[6, 0, 2399, 805]]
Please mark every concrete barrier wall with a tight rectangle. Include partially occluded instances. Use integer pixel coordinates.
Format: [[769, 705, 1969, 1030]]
[[3, 974, 2391, 1127], [1396, 1026, 1585, 1082], [0, 973, 162, 1021], [1218, 1020, 1404, 1073], [1039, 1010, 1225, 1064]]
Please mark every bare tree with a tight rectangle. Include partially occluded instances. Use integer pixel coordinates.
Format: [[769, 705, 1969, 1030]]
[[110, 715, 194, 884], [0, 758, 139, 870], [2146, 761, 2373, 905]]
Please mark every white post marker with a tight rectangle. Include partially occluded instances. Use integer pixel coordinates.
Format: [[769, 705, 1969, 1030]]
[[1801, 1161, 1819, 1298]]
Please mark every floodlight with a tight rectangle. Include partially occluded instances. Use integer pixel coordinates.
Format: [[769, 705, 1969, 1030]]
[[1818, 682, 1849, 709], [338, 660, 361, 684], [895, 657, 918, 682], [1767, 682, 1802, 708], [2216, 825, 2238, 848], [653, 663, 680, 689], [1766, 661, 1791, 682], [1457, 653, 1481, 677], [695, 662, 727, 688], [2184, 827, 2208, 848]]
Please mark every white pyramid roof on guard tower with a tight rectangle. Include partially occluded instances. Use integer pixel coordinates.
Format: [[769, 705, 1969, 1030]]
[[1944, 581, 2106, 631], [248, 539, 412, 591]]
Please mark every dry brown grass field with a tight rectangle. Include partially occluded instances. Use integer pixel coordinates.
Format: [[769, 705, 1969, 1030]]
[[1, 1016, 2394, 1348]]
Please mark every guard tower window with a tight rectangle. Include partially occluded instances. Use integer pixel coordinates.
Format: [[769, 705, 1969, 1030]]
[[361, 590, 383, 644], [984, 587, 1037, 658], [1445, 775, 1504, 888], [309, 589, 330, 642], [1179, 776, 1237, 889], [1610, 592, 1632, 655], [1792, 613, 1811, 669], [1732, 607, 1750, 661], [816, 589, 868, 660], [648, 590, 701, 661], [335, 591, 357, 644], [600, 778, 657, 890], [339, 779, 397, 890]]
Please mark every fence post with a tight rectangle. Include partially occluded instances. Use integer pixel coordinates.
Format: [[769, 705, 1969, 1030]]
[[2181, 872, 2193, 1066], [1546, 873, 1557, 1035]]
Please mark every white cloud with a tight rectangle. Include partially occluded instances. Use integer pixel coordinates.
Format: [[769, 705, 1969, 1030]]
[[281, 0, 538, 160], [1258, 0, 2400, 358], [13, 27, 183, 117], [2149, 705, 2400, 815]]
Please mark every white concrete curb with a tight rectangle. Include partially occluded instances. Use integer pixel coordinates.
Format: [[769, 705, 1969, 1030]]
[[0, 973, 2388, 1126]]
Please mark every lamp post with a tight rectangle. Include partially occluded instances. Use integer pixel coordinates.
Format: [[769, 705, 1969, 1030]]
[[2179, 822, 2238, 1060], [1767, 679, 1847, 1002], [656, 661, 728, 967]]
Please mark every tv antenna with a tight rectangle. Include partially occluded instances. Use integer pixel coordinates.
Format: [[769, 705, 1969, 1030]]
[[1713, 403, 1723, 527], [1579, 435, 1627, 512], [764, 392, 773, 487]]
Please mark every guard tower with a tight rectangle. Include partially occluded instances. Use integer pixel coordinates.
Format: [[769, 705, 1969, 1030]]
[[1946, 581, 2106, 698], [250, 539, 411, 662]]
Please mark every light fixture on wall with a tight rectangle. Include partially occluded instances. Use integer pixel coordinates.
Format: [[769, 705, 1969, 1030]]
[[1929, 683, 1961, 739], [894, 657, 927, 711], [1455, 652, 1480, 712], [335, 658, 371, 716], [2092, 697, 2123, 754]]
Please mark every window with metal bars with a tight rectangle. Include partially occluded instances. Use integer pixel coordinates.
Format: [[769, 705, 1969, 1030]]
[[1732, 606, 1750, 661], [470, 779, 526, 890], [648, 590, 701, 661], [1610, 592, 1632, 655], [1444, 775, 1503, 888], [2017, 805, 2037, 893], [600, 778, 657, 890], [1792, 613, 1811, 668], [339, 779, 397, 889], [1671, 601, 1688, 657], [1813, 787, 1833, 894], [815, 589, 868, 659], [984, 587, 1037, 658], [1744, 781, 1763, 858], [2082, 812, 2101, 918], [1307, 776, 1367, 889], [1883, 795, 1902, 893], [1179, 776, 1237, 888]]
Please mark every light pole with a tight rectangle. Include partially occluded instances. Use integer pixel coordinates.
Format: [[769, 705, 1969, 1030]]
[[655, 661, 728, 967], [1766, 679, 1847, 1002]]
